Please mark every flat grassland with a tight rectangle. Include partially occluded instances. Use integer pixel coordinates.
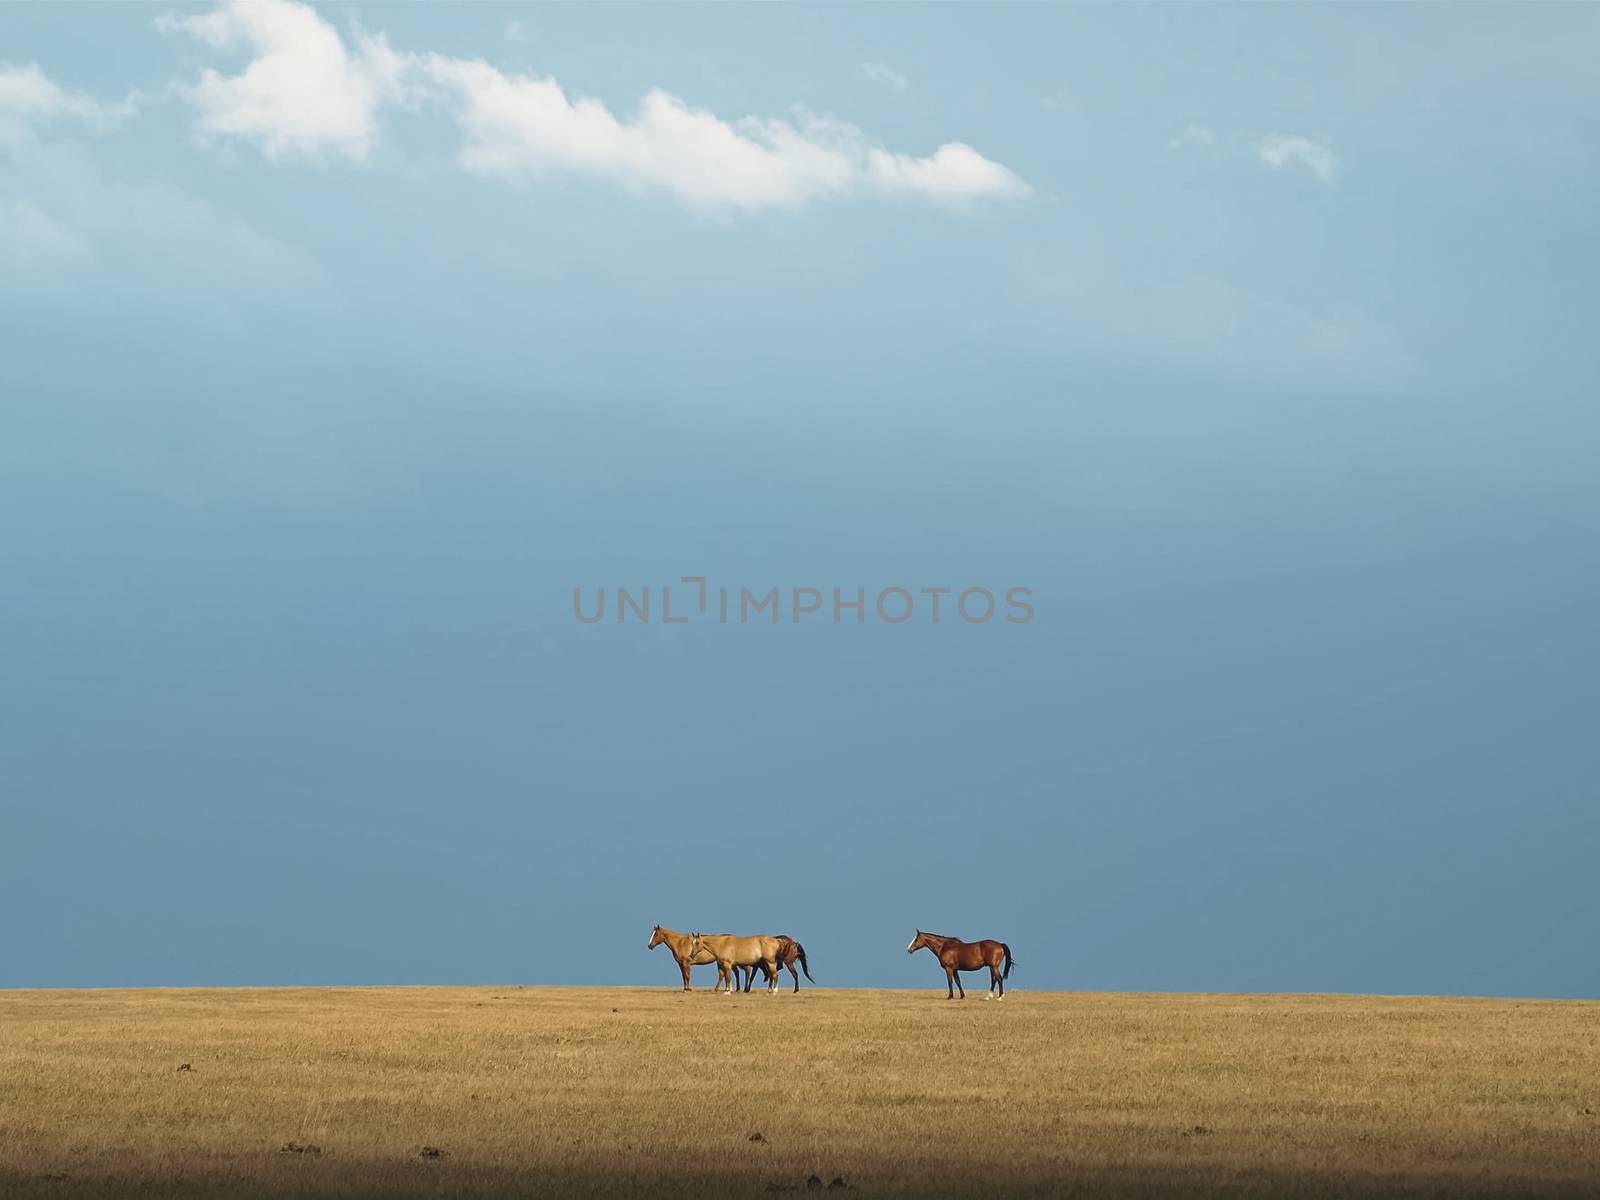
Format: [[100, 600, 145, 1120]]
[[1, 986, 1595, 1197]]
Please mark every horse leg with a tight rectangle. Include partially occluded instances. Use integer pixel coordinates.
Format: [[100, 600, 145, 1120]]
[[788, 960, 800, 993], [945, 965, 956, 1000], [995, 960, 1005, 999], [680, 957, 693, 992], [955, 970, 966, 1000]]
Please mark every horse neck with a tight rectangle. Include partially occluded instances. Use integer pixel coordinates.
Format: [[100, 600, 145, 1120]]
[[658, 928, 694, 957], [920, 933, 950, 952]]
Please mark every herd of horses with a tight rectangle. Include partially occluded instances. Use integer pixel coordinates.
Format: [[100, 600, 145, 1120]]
[[647, 926, 1017, 1000]]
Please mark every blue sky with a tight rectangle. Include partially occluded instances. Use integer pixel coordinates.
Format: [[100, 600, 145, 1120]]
[[2, 2, 1597, 996]]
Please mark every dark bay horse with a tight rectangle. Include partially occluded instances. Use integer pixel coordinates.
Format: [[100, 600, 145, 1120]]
[[647, 925, 750, 991], [738, 935, 813, 993], [907, 930, 1015, 1000]]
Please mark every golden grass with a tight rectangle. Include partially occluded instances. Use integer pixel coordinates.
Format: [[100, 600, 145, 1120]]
[[1, 986, 1596, 1197]]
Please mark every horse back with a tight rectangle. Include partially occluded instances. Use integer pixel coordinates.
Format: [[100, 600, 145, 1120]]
[[699, 934, 781, 964], [973, 939, 1008, 966], [944, 938, 1005, 969]]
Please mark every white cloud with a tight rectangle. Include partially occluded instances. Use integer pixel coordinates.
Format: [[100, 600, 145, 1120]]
[[504, 20, 526, 45], [1168, 123, 1215, 150], [1258, 134, 1339, 184], [156, 0, 1025, 210], [866, 142, 1029, 203], [862, 61, 908, 92], [418, 54, 1027, 211], [159, 0, 407, 161]]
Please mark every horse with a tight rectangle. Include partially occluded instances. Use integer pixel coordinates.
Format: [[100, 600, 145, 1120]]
[[737, 935, 813, 993], [906, 930, 1015, 1000], [646, 925, 751, 992], [688, 933, 785, 995]]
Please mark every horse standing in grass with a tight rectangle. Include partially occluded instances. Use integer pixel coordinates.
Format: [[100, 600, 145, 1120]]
[[689, 933, 785, 995], [646, 925, 749, 992], [907, 930, 1015, 1000], [738, 935, 814, 993]]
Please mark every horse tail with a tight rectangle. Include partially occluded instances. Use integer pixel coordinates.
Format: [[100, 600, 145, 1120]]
[[1002, 943, 1016, 979], [794, 940, 814, 983]]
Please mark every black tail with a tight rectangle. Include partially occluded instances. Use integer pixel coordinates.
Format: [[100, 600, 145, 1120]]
[[795, 940, 814, 983], [1002, 943, 1016, 979]]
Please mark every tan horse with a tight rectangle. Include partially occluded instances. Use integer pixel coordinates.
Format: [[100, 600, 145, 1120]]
[[689, 933, 785, 995], [738, 935, 813, 993], [646, 925, 751, 992], [907, 930, 1015, 1000]]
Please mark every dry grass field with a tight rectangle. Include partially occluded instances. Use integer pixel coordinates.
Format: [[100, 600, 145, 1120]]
[[1, 985, 1595, 1198]]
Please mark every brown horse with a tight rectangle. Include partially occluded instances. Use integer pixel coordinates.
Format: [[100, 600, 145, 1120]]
[[646, 925, 751, 992], [689, 933, 785, 995], [738, 935, 813, 993], [907, 930, 1015, 1000]]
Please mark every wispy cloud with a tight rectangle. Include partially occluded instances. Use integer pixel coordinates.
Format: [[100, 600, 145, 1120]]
[[0, 62, 106, 122], [2, 50, 315, 301], [504, 20, 525, 45], [154, 0, 1024, 211], [0, 61, 136, 141], [1, 133, 318, 297], [1168, 123, 1216, 151], [862, 61, 908, 92], [1257, 134, 1339, 184]]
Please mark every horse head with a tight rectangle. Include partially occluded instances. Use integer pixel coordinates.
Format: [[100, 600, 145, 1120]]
[[907, 930, 928, 954], [647, 924, 665, 949]]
